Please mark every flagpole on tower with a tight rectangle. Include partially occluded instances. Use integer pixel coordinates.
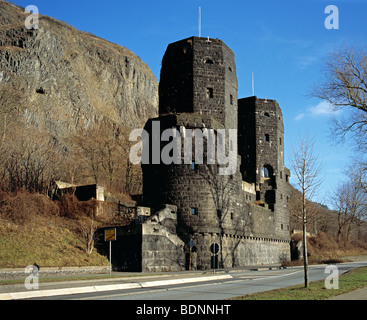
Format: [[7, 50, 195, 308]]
[[199, 6, 202, 37], [252, 71, 255, 96]]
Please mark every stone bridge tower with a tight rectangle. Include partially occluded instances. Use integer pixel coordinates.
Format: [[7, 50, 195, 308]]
[[142, 37, 291, 270], [238, 96, 291, 240], [143, 37, 242, 269]]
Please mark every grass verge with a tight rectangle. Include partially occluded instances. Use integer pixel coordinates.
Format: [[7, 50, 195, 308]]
[[0, 218, 109, 268], [230, 266, 367, 300]]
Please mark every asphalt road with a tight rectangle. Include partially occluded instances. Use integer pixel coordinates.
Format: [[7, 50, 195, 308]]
[[20, 261, 367, 300]]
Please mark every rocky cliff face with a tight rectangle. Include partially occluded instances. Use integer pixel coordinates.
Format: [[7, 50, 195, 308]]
[[0, 1, 158, 137]]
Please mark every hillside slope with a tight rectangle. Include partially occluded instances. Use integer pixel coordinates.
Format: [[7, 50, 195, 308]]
[[0, 191, 110, 268], [0, 1, 159, 194], [0, 0, 158, 136]]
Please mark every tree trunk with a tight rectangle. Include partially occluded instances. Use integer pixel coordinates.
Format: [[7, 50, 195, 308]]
[[303, 194, 309, 288]]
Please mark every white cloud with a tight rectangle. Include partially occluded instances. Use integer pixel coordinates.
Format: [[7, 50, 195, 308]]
[[294, 55, 319, 70], [294, 113, 305, 121], [308, 101, 342, 117], [294, 101, 342, 122]]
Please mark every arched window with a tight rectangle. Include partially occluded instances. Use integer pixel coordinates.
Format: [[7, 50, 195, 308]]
[[204, 57, 214, 64], [261, 167, 269, 178], [260, 165, 274, 178]]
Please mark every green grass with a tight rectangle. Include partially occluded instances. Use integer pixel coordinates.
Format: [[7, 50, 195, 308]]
[[0, 218, 109, 269], [230, 266, 367, 300]]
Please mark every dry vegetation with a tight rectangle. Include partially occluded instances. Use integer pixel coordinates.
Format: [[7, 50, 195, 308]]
[[288, 231, 367, 266], [0, 190, 133, 268], [0, 89, 142, 268], [288, 187, 367, 265]]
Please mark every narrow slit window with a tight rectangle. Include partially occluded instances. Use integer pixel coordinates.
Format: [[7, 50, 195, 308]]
[[191, 208, 198, 216], [264, 134, 270, 142], [191, 161, 196, 170], [206, 87, 214, 99]]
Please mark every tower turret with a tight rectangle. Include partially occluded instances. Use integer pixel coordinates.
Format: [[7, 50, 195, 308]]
[[238, 96, 290, 239], [159, 37, 238, 130]]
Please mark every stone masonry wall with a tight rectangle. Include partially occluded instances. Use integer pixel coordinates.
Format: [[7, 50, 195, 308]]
[[190, 232, 290, 270], [141, 205, 186, 272], [159, 38, 193, 115]]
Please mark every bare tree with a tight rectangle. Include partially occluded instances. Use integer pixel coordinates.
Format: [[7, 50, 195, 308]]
[[289, 188, 326, 235], [332, 167, 367, 244], [197, 165, 233, 268], [0, 125, 63, 193], [349, 159, 367, 194], [78, 217, 98, 255], [312, 45, 367, 151], [197, 164, 250, 269], [69, 128, 104, 185], [311, 44, 367, 242], [68, 125, 142, 195], [291, 135, 323, 288]]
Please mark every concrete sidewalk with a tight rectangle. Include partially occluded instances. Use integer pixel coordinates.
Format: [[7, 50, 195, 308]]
[[328, 287, 367, 300], [0, 273, 233, 300]]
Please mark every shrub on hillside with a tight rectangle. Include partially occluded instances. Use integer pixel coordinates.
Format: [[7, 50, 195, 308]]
[[57, 193, 97, 219], [308, 232, 339, 252], [0, 190, 59, 225]]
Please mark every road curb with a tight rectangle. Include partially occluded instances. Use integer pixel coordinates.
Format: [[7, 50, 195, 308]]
[[0, 274, 233, 300]]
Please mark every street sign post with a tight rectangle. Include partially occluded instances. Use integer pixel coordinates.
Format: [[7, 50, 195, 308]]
[[210, 243, 219, 255], [188, 238, 195, 271], [105, 229, 116, 275], [105, 228, 117, 241], [210, 243, 220, 273]]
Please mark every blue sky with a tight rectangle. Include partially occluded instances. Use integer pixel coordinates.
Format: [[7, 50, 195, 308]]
[[12, 0, 367, 207]]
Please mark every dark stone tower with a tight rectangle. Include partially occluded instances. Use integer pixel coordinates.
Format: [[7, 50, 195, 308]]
[[238, 96, 290, 240], [141, 37, 291, 270], [159, 37, 238, 130]]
